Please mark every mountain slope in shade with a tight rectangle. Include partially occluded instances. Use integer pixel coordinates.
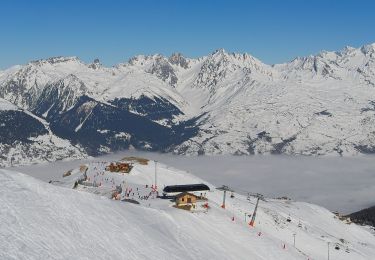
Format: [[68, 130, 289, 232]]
[[1, 43, 375, 159], [349, 205, 375, 227], [0, 98, 87, 167]]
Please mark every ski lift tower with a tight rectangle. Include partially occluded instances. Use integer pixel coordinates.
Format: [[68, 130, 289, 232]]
[[248, 193, 266, 227], [154, 160, 158, 190], [216, 185, 234, 209]]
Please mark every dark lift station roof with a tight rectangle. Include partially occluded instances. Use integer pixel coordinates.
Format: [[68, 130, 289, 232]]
[[163, 184, 210, 193]]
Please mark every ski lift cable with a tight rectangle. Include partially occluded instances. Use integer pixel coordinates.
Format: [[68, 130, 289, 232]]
[[233, 187, 267, 200]]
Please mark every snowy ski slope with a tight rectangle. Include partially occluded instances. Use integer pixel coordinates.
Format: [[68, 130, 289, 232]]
[[1, 158, 375, 259]]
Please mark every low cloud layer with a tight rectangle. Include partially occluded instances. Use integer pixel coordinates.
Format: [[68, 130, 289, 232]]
[[11, 152, 375, 214]]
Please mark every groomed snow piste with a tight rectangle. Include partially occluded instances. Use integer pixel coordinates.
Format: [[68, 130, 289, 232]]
[[1, 158, 375, 260]]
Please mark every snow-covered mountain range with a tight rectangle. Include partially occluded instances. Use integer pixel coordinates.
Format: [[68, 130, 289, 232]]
[[1, 43, 375, 164]]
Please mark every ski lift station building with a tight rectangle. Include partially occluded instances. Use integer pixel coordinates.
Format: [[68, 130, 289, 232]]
[[162, 184, 210, 196]]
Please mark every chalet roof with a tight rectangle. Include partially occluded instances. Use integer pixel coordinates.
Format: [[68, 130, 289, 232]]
[[175, 192, 198, 198], [163, 184, 210, 193]]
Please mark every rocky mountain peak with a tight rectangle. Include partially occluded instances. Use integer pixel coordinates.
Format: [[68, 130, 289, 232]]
[[208, 49, 231, 64], [147, 56, 178, 86], [30, 56, 81, 67], [194, 49, 273, 89], [212, 48, 227, 56], [88, 58, 102, 70], [340, 46, 356, 56], [168, 53, 189, 69], [58, 74, 85, 87], [360, 43, 375, 55], [127, 54, 164, 67]]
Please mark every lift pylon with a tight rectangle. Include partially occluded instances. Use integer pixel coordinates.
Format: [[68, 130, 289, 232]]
[[248, 193, 266, 227], [216, 185, 234, 209]]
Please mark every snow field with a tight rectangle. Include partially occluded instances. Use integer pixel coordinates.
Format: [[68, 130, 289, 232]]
[[2, 158, 374, 259]]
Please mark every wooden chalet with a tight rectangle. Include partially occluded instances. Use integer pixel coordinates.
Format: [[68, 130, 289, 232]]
[[175, 192, 198, 210], [105, 162, 133, 173]]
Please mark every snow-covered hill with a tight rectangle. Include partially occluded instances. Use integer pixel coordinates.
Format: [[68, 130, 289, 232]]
[[1, 43, 375, 160], [1, 158, 375, 259]]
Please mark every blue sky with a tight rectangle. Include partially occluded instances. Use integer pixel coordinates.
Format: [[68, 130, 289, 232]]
[[1, 0, 374, 69]]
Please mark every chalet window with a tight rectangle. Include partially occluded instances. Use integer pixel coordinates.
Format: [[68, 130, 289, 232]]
[[182, 198, 184, 201]]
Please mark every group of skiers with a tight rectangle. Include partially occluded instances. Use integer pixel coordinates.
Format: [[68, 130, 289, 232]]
[[83, 162, 157, 203]]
